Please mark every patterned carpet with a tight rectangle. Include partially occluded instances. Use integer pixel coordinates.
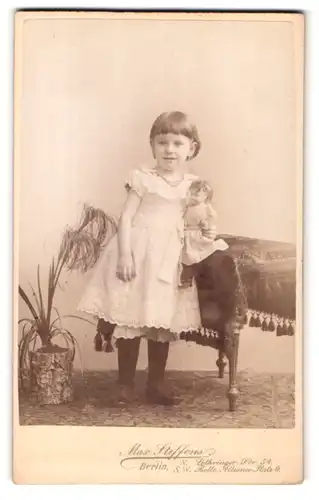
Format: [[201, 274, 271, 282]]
[[19, 370, 294, 428]]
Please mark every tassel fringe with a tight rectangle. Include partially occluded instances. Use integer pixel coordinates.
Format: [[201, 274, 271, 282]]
[[94, 332, 103, 352], [94, 310, 295, 352], [94, 320, 115, 353], [244, 310, 295, 336]]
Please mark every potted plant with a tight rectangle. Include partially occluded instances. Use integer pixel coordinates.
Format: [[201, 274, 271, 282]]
[[18, 205, 116, 405]]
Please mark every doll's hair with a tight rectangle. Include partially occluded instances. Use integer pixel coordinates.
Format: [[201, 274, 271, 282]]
[[149, 111, 201, 160], [189, 179, 213, 202]]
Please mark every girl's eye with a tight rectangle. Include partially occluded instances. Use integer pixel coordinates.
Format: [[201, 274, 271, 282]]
[[158, 140, 166, 145], [174, 141, 183, 147]]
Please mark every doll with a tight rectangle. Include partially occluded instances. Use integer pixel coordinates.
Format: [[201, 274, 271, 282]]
[[180, 179, 228, 287]]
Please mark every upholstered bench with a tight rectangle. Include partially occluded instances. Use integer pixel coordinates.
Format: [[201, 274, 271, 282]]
[[180, 235, 296, 411]]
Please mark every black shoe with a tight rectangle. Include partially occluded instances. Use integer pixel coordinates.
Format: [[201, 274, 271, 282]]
[[117, 384, 136, 404], [146, 388, 175, 406]]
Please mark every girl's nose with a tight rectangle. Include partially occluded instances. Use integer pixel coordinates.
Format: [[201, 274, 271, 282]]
[[165, 142, 174, 153]]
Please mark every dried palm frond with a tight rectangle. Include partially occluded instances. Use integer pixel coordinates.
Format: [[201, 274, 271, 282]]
[[60, 205, 117, 273], [77, 204, 117, 242]]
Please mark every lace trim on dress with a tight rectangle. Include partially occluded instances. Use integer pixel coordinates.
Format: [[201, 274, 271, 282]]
[[112, 325, 180, 343], [125, 167, 198, 201], [77, 307, 202, 333]]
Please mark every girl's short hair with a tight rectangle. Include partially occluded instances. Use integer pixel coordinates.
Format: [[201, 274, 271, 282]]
[[149, 111, 201, 159], [189, 179, 213, 202]]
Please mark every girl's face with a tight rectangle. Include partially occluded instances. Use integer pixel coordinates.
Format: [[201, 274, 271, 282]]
[[151, 133, 196, 171]]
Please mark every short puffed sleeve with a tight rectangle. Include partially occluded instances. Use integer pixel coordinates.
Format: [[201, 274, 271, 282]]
[[124, 169, 147, 197]]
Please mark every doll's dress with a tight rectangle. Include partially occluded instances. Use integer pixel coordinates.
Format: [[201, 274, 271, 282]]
[[182, 203, 229, 266]]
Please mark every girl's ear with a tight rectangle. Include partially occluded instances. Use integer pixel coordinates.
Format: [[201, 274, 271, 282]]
[[188, 141, 197, 160]]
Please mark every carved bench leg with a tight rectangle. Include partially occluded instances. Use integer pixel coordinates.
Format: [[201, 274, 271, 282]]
[[226, 323, 240, 412], [216, 349, 227, 378]]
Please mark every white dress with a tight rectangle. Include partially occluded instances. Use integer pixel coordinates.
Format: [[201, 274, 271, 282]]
[[78, 167, 202, 341], [182, 202, 229, 266]]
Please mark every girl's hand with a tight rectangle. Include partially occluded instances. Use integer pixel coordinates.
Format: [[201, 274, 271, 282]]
[[202, 228, 215, 239], [116, 254, 136, 282]]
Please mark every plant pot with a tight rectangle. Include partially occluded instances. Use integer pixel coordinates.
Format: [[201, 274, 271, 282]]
[[29, 344, 74, 405]]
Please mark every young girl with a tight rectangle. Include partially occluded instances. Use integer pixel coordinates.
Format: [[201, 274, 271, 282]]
[[78, 111, 203, 405], [179, 179, 228, 287]]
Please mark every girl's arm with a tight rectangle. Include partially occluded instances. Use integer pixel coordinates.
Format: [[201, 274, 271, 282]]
[[116, 190, 141, 282]]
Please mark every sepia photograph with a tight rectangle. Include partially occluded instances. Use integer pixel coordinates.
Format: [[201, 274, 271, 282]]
[[13, 10, 303, 484]]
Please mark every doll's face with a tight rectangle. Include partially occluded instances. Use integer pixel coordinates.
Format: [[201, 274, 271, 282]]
[[188, 186, 209, 206]]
